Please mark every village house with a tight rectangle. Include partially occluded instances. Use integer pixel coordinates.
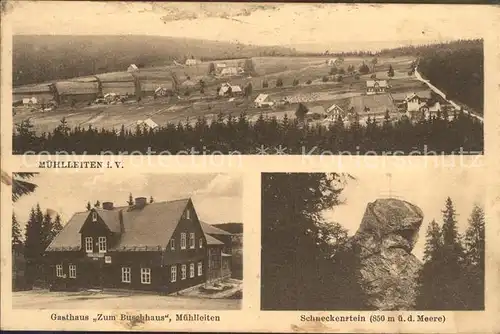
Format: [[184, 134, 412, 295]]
[[219, 83, 243, 97], [185, 59, 200, 66], [403, 92, 442, 120], [254, 94, 274, 108], [127, 64, 139, 73], [406, 92, 425, 112], [45, 198, 232, 294], [139, 81, 173, 97], [153, 85, 172, 97], [327, 58, 343, 67], [22, 97, 38, 105], [326, 103, 345, 121], [137, 118, 159, 131], [366, 80, 389, 95], [219, 67, 240, 77]]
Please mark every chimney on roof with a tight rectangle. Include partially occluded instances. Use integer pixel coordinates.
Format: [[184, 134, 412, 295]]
[[135, 197, 147, 208], [102, 202, 114, 210]]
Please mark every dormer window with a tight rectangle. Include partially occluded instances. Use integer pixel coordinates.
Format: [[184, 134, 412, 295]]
[[98, 236, 107, 253], [92, 212, 97, 222]]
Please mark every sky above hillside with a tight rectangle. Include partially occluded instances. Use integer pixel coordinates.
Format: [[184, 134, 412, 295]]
[[6, 2, 486, 52], [13, 173, 242, 229], [324, 168, 487, 261]]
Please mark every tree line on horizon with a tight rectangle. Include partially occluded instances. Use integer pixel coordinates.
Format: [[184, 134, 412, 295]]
[[13, 109, 483, 155], [13, 35, 295, 86], [261, 173, 485, 310]]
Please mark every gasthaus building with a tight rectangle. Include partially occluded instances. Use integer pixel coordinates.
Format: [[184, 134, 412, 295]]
[[45, 197, 232, 293]]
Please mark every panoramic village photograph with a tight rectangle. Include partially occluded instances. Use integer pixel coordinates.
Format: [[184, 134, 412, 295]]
[[10, 172, 243, 309], [261, 171, 485, 311], [10, 2, 484, 155]]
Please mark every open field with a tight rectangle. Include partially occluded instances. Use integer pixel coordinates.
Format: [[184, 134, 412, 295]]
[[14, 55, 438, 134], [13, 289, 241, 310]]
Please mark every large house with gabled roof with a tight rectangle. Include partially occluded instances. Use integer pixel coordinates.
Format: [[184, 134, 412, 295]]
[[45, 197, 232, 293]]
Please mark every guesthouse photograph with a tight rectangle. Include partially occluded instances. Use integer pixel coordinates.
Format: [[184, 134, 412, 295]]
[[11, 172, 243, 309]]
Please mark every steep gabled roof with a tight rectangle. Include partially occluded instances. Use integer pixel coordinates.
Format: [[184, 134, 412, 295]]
[[94, 208, 122, 233], [405, 92, 419, 101], [366, 80, 388, 88], [200, 221, 232, 236], [327, 104, 344, 114], [46, 198, 192, 252], [46, 212, 87, 251], [128, 64, 139, 71], [137, 118, 159, 130], [254, 93, 269, 103], [113, 198, 190, 250]]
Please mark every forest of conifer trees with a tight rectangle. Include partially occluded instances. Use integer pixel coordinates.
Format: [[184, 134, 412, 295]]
[[416, 199, 485, 310], [417, 40, 483, 113], [261, 173, 371, 310], [12, 204, 63, 290], [13, 109, 483, 155]]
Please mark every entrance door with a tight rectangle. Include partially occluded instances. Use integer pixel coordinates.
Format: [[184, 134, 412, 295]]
[[87, 260, 103, 289]]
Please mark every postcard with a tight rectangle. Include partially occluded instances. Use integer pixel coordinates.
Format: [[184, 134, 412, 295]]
[[1, 2, 499, 332]]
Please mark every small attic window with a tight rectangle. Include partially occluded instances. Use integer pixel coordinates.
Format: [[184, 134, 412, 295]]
[[92, 212, 97, 222], [185, 209, 190, 220]]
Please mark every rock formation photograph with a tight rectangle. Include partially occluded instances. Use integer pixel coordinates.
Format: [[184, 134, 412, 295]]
[[261, 171, 485, 311]]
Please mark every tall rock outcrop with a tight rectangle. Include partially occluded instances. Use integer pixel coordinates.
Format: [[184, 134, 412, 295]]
[[353, 198, 424, 310]]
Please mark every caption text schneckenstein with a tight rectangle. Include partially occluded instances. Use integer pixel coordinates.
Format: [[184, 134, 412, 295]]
[[50, 313, 221, 322], [300, 314, 446, 323]]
